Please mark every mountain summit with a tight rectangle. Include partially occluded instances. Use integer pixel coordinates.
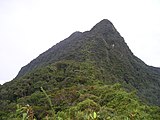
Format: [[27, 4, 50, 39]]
[[15, 19, 160, 106], [91, 19, 118, 34], [16, 19, 126, 78], [0, 19, 160, 119]]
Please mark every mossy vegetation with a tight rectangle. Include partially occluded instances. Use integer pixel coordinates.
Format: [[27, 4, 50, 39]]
[[0, 61, 160, 119]]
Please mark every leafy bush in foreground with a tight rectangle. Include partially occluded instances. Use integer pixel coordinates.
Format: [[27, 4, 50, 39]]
[[6, 84, 160, 120]]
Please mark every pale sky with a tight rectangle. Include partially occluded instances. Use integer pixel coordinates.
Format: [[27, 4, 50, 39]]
[[0, 0, 160, 84]]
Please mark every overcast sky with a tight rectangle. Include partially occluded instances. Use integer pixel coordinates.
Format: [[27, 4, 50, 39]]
[[0, 0, 160, 84]]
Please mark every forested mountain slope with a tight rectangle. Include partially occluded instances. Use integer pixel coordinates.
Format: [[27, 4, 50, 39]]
[[16, 19, 160, 105], [0, 19, 160, 119]]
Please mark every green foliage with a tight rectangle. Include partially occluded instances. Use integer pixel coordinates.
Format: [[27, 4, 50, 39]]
[[11, 104, 36, 120], [76, 99, 100, 112], [40, 87, 55, 118], [5, 83, 160, 119], [0, 61, 160, 119]]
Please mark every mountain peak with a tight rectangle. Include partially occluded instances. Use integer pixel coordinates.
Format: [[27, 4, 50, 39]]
[[68, 31, 82, 39], [91, 19, 117, 34], [97, 19, 112, 25], [1, 19, 160, 119]]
